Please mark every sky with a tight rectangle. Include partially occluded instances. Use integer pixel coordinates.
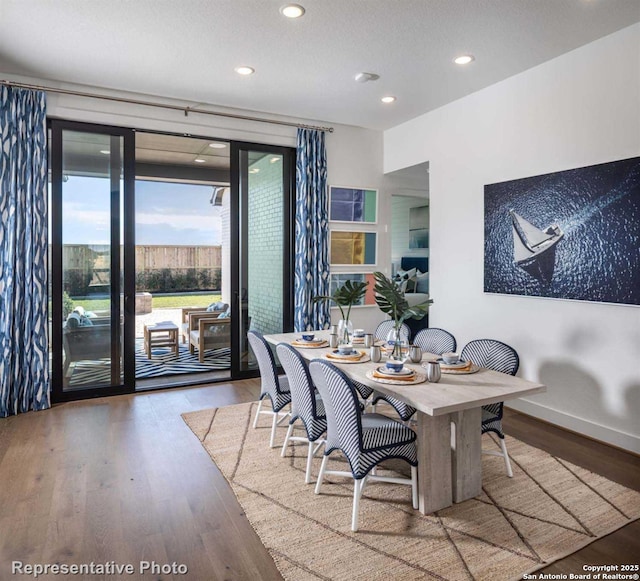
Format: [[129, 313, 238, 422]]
[[59, 177, 222, 246]]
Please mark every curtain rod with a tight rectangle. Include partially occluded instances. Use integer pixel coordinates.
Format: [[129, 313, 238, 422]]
[[0, 79, 334, 133]]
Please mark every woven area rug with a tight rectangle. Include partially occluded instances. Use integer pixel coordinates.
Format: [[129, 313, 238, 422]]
[[67, 340, 230, 386], [182, 401, 640, 581]]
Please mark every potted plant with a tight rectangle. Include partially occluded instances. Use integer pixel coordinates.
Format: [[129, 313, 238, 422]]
[[313, 280, 368, 344], [373, 271, 433, 359]]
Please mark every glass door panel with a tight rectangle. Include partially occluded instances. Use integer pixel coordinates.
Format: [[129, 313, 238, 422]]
[[232, 146, 294, 376], [50, 121, 135, 400]]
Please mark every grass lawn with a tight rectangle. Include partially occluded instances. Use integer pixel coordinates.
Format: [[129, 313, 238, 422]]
[[70, 293, 222, 313]]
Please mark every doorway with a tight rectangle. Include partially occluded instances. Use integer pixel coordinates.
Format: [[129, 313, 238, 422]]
[[48, 121, 295, 401]]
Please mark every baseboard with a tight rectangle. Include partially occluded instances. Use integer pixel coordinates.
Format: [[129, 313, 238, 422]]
[[505, 398, 640, 455]]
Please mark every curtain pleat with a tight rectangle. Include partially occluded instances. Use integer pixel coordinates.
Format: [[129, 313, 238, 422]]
[[0, 86, 50, 416], [294, 129, 330, 331]]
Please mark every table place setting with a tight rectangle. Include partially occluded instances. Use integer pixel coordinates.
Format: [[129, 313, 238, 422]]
[[323, 343, 370, 363], [366, 357, 427, 385], [290, 332, 329, 348], [425, 351, 480, 374]]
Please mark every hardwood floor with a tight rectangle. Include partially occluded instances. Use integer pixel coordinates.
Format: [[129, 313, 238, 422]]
[[0, 383, 637, 580]]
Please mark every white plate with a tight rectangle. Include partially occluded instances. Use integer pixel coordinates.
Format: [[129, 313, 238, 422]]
[[296, 337, 324, 344], [376, 365, 415, 377], [436, 358, 469, 368]]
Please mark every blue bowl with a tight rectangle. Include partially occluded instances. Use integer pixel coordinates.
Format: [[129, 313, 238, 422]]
[[385, 360, 404, 373], [301, 333, 315, 342]]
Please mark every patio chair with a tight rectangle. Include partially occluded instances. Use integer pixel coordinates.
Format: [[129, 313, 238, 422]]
[[372, 327, 457, 421], [309, 359, 418, 532], [247, 331, 291, 448], [181, 301, 228, 343], [276, 343, 327, 483], [188, 310, 231, 363], [460, 338, 520, 477]]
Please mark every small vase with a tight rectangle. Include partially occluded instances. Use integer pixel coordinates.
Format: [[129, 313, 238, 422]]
[[337, 319, 353, 345], [386, 326, 407, 361]]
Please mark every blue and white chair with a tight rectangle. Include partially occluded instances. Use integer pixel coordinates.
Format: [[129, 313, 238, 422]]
[[309, 359, 418, 532], [276, 343, 327, 484], [247, 331, 291, 448], [460, 339, 520, 477], [372, 327, 457, 421], [352, 321, 411, 404]]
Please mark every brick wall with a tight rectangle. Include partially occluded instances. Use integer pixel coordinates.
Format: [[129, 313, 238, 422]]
[[247, 155, 283, 334]]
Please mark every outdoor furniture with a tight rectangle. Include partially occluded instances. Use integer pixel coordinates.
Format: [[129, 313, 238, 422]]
[[188, 311, 231, 363], [144, 321, 179, 358], [62, 316, 112, 374], [460, 339, 520, 477], [247, 331, 291, 448], [309, 359, 418, 531], [180, 302, 228, 343]]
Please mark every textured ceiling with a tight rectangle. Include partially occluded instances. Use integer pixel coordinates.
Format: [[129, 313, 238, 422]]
[[1, 0, 638, 130]]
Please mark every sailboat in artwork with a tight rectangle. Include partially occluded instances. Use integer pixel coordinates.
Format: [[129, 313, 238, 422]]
[[510, 209, 564, 266]]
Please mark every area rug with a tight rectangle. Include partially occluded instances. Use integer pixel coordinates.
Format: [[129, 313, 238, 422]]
[[182, 401, 640, 581], [67, 340, 230, 386]]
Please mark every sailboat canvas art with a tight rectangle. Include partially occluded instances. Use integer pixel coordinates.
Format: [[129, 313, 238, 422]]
[[484, 157, 640, 305]]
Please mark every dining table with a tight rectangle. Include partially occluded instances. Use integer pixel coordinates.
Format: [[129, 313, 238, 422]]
[[264, 329, 546, 515]]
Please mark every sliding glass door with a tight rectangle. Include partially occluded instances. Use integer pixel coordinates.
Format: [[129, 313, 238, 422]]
[[231, 143, 295, 377], [49, 121, 295, 399], [49, 120, 135, 400]]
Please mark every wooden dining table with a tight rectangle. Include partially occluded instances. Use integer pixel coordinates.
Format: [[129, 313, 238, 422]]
[[264, 329, 546, 514]]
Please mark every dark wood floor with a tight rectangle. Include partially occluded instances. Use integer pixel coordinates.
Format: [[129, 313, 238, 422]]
[[0, 382, 637, 580]]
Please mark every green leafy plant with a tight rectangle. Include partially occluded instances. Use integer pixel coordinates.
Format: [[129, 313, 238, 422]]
[[313, 280, 368, 340], [373, 271, 432, 357]]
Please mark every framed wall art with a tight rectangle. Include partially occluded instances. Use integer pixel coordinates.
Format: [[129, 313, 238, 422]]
[[330, 231, 377, 266], [329, 186, 377, 223], [329, 273, 377, 306], [484, 156, 640, 306]]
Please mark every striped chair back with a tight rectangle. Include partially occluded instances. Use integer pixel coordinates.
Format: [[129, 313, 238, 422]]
[[460, 339, 519, 420], [375, 320, 411, 343], [276, 343, 325, 441], [413, 328, 457, 355], [247, 330, 287, 403], [460, 339, 519, 376], [308, 360, 363, 463]]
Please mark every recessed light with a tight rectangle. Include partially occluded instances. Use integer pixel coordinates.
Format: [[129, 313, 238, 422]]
[[235, 66, 255, 76], [194, 158, 206, 164], [280, 4, 305, 18], [209, 142, 227, 149], [249, 168, 260, 174], [454, 55, 475, 65], [99, 150, 110, 154], [270, 157, 281, 164], [381, 96, 396, 104]]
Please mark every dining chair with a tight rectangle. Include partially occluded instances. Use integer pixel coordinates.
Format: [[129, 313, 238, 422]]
[[308, 359, 418, 532], [352, 321, 412, 404], [276, 343, 327, 484], [372, 327, 457, 421], [460, 338, 520, 477], [247, 331, 292, 448]]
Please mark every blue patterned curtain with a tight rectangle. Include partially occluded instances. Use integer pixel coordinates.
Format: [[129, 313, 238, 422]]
[[0, 86, 50, 416], [294, 128, 330, 331]]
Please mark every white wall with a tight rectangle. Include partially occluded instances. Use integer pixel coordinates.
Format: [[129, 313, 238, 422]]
[[384, 24, 640, 453]]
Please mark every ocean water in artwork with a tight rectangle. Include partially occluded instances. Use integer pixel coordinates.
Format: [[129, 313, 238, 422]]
[[484, 156, 640, 305]]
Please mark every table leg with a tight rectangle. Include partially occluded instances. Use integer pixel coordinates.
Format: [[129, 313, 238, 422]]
[[144, 326, 150, 358], [416, 411, 452, 514], [451, 407, 482, 503], [172, 329, 179, 355]]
